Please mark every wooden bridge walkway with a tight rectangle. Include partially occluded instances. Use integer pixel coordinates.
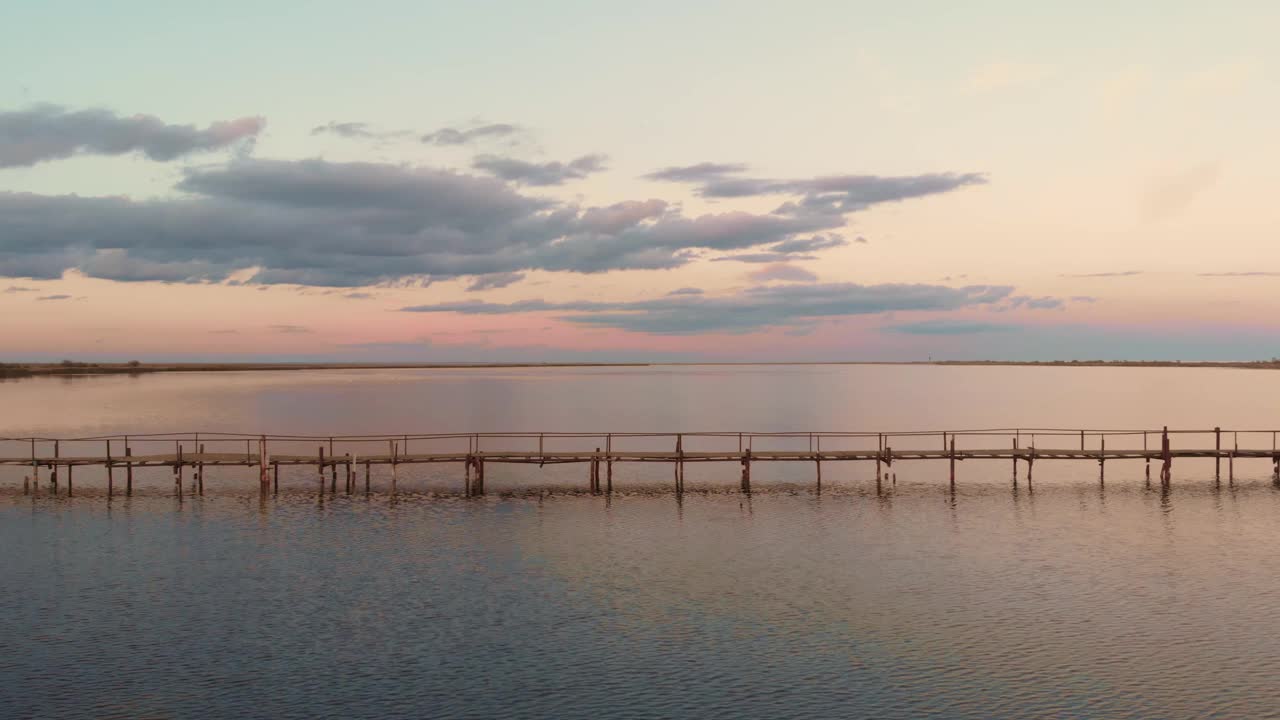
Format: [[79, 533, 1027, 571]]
[[4, 428, 1279, 496]]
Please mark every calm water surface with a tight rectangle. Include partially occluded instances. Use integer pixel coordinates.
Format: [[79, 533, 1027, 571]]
[[3, 365, 1280, 718]]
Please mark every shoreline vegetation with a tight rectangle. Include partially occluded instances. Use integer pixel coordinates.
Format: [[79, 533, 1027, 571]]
[[4, 358, 1280, 378]]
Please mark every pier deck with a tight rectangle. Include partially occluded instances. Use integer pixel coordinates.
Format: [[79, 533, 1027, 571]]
[[4, 428, 1279, 496]]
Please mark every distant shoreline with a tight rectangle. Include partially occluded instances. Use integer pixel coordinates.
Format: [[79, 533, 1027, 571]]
[[4, 359, 1280, 378]]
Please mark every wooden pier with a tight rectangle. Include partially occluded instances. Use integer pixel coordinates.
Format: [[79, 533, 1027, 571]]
[[4, 428, 1280, 497]]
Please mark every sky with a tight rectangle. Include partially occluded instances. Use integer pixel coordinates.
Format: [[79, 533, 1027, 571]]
[[1, 0, 1277, 362]]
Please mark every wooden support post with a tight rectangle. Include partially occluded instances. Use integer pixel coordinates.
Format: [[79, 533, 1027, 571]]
[[67, 463, 73, 497], [174, 445, 183, 500], [1144, 432, 1150, 483], [675, 435, 684, 494], [1230, 433, 1237, 485], [1027, 445, 1035, 486], [875, 433, 883, 486], [29, 440, 37, 497], [345, 455, 353, 495], [365, 461, 371, 495], [125, 446, 133, 496], [52, 440, 59, 492], [329, 441, 338, 494], [256, 437, 266, 495], [318, 446, 326, 496], [1161, 427, 1172, 484], [815, 454, 822, 493], [106, 440, 114, 498], [1012, 437, 1019, 486], [196, 443, 205, 496], [465, 455, 472, 497], [1214, 427, 1221, 483], [273, 461, 280, 495], [606, 434, 613, 494], [1080, 430, 1085, 452], [1099, 436, 1105, 486], [949, 436, 956, 489], [886, 447, 893, 486], [740, 447, 751, 493], [390, 441, 398, 496]]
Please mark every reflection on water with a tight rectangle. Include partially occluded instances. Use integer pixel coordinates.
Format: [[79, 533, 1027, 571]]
[[4, 366, 1280, 718], [5, 489, 1280, 719]]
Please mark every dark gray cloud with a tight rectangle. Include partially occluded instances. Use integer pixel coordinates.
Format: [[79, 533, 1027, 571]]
[[466, 271, 525, 292], [472, 154, 607, 185], [883, 319, 1021, 335], [748, 263, 818, 283], [0, 158, 846, 286], [767, 234, 847, 254], [667, 287, 704, 296], [3, 285, 38, 293], [343, 292, 374, 299], [1198, 271, 1280, 277], [422, 123, 519, 145], [0, 104, 264, 168], [1061, 271, 1143, 278], [643, 162, 750, 182], [712, 252, 816, 263], [646, 161, 987, 216], [269, 324, 311, 334], [401, 283, 1013, 334], [36, 294, 71, 301]]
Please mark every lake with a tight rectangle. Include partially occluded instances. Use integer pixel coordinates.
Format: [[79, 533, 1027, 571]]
[[4, 365, 1280, 718]]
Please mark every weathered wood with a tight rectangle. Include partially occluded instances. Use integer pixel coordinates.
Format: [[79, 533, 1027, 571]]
[[125, 446, 133, 496], [199, 443, 207, 495], [740, 447, 751, 493], [67, 463, 73, 497]]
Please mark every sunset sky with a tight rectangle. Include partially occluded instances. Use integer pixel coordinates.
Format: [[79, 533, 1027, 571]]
[[2, 1, 1277, 362]]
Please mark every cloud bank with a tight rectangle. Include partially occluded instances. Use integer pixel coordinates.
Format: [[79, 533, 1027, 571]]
[[0, 152, 982, 287], [401, 283, 1014, 334]]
